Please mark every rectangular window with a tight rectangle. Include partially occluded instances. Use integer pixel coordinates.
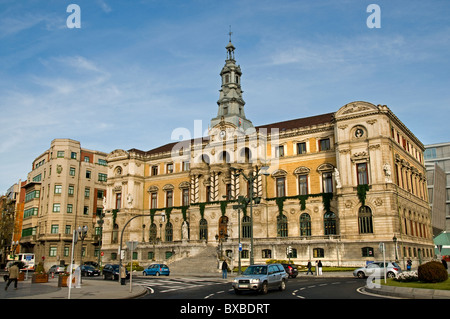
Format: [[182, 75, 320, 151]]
[[98, 173, 107, 182], [183, 161, 190, 171], [276, 177, 286, 197], [67, 204, 73, 213], [64, 246, 70, 257], [71, 152, 77, 159], [152, 166, 158, 176], [69, 167, 76, 176], [297, 142, 306, 155], [68, 185, 74, 196], [51, 224, 59, 234], [167, 163, 174, 174], [83, 206, 89, 215], [54, 185, 62, 194], [98, 159, 107, 166], [86, 170, 91, 179], [323, 172, 333, 193], [85, 187, 90, 198], [275, 145, 284, 158], [298, 175, 308, 195], [57, 151, 64, 158], [319, 138, 331, 151], [166, 190, 173, 207], [357, 163, 369, 185], [116, 193, 121, 209], [151, 192, 157, 209], [84, 156, 90, 162], [53, 203, 61, 212], [182, 188, 189, 206], [97, 190, 104, 199], [49, 246, 57, 257]]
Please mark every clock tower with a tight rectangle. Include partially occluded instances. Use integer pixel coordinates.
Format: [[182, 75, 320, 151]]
[[210, 34, 254, 138]]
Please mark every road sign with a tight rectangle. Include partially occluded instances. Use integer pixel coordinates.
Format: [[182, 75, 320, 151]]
[[379, 242, 385, 253], [239, 243, 242, 251], [126, 241, 138, 250]]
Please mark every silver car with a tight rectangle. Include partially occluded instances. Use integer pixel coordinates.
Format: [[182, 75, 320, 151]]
[[232, 264, 288, 294], [353, 261, 402, 279]]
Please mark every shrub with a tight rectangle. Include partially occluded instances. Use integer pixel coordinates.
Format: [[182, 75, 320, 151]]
[[418, 261, 448, 283]]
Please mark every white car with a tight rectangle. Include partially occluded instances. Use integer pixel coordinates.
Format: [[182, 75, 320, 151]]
[[353, 261, 402, 279]]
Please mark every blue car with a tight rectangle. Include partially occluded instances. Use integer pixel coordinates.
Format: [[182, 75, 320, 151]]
[[142, 264, 170, 276]]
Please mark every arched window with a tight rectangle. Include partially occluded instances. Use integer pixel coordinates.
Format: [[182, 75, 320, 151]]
[[199, 218, 208, 240], [324, 212, 337, 235], [149, 223, 157, 242], [242, 216, 252, 238], [277, 214, 288, 237], [300, 213, 311, 237], [358, 206, 373, 234], [165, 222, 173, 242]]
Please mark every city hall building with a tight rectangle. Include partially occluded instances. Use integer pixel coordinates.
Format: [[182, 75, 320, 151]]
[[101, 40, 434, 268]]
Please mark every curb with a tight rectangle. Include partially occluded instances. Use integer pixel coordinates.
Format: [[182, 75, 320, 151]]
[[365, 284, 450, 299]]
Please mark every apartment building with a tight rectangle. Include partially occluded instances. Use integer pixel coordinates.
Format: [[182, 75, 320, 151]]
[[20, 139, 108, 269]]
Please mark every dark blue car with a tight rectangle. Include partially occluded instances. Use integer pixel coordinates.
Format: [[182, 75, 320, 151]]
[[142, 264, 170, 276]]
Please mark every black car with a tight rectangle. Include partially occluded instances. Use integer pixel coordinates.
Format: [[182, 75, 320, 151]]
[[81, 265, 100, 276], [102, 264, 129, 280], [281, 263, 298, 278]]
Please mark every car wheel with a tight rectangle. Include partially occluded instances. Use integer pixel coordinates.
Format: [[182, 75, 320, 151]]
[[387, 272, 396, 279], [260, 282, 268, 294], [279, 279, 286, 291], [292, 275, 297, 278], [155, 272, 160, 276], [143, 271, 147, 276], [357, 271, 366, 279], [234, 288, 241, 295], [103, 274, 108, 280]]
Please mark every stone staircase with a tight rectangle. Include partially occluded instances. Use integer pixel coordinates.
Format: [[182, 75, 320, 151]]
[[168, 245, 220, 276]]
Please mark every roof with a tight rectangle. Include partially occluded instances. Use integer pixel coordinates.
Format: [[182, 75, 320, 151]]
[[129, 112, 335, 156]]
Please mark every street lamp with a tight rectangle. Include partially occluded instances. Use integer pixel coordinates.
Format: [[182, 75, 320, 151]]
[[393, 235, 398, 262], [77, 226, 88, 283], [231, 165, 269, 265]]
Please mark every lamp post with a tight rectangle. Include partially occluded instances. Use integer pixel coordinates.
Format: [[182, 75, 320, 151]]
[[231, 166, 269, 265], [393, 235, 398, 262], [78, 226, 88, 283]]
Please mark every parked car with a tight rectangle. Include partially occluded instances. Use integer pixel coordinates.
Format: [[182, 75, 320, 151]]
[[102, 264, 129, 280], [48, 265, 66, 274], [142, 264, 170, 276], [232, 264, 288, 294], [81, 265, 100, 276], [353, 261, 402, 279], [83, 261, 99, 269], [281, 263, 298, 278]]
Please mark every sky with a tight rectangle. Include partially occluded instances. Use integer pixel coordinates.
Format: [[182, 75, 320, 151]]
[[1, 0, 449, 193]]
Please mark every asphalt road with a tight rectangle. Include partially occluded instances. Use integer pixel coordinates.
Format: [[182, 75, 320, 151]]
[[135, 276, 384, 300]]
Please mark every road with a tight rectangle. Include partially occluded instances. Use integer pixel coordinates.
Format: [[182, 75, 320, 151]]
[[133, 275, 385, 300]]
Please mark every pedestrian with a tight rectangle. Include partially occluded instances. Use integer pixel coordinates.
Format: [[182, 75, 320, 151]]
[[317, 260, 323, 275], [441, 258, 448, 270], [306, 260, 313, 275], [5, 262, 19, 291], [120, 265, 126, 285], [221, 260, 228, 279], [407, 258, 412, 271]]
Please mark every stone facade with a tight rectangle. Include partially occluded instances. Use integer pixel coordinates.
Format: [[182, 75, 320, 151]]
[[101, 41, 434, 269]]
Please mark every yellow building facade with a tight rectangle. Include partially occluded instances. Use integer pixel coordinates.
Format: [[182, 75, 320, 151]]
[[102, 41, 434, 268]]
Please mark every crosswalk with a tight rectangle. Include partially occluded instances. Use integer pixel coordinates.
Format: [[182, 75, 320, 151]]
[[134, 277, 226, 294]]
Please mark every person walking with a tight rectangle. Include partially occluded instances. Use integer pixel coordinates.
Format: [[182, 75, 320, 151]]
[[406, 258, 412, 271], [317, 260, 323, 275], [221, 260, 228, 279], [5, 262, 19, 291], [306, 260, 313, 275]]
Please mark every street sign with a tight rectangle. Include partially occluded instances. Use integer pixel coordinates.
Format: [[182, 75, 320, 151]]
[[239, 243, 242, 252], [379, 242, 385, 253], [126, 241, 138, 250]]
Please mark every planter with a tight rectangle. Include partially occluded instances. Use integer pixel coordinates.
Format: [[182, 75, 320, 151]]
[[58, 275, 75, 287], [32, 273, 49, 283]]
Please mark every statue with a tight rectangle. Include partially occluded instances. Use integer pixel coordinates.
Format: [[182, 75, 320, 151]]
[[127, 193, 133, 208], [334, 168, 342, 188], [182, 221, 189, 241], [383, 163, 392, 183]]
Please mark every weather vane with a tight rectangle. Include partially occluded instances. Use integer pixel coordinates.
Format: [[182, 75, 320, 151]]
[[229, 25, 233, 42]]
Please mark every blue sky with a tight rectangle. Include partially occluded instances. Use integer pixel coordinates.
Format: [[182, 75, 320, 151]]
[[1, 0, 449, 193]]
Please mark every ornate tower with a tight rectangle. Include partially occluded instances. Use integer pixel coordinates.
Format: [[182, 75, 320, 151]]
[[210, 34, 254, 137]]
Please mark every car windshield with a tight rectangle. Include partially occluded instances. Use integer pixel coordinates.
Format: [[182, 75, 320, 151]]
[[243, 265, 267, 275]]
